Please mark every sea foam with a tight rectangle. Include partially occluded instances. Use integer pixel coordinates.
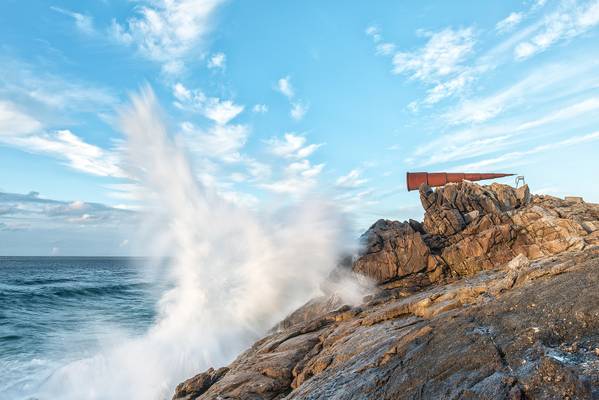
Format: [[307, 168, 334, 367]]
[[36, 87, 349, 399]]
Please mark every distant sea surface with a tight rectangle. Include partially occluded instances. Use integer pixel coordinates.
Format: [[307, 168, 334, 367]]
[[0, 257, 164, 399]]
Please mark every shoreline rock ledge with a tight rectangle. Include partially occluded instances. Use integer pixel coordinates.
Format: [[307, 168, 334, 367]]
[[173, 181, 599, 400]]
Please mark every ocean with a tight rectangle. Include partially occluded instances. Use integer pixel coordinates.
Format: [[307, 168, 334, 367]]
[[0, 257, 164, 399]]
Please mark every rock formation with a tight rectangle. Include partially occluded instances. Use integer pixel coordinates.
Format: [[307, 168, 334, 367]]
[[173, 181, 599, 400]]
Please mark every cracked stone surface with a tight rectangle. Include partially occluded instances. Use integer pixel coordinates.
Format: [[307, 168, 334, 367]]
[[173, 182, 599, 400]]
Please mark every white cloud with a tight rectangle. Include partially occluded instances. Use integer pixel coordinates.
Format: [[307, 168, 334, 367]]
[[376, 43, 395, 56], [454, 131, 599, 171], [290, 102, 309, 120], [203, 98, 244, 125], [392, 27, 475, 82], [286, 159, 324, 178], [105, 183, 144, 201], [266, 133, 322, 159], [335, 169, 368, 188], [173, 82, 243, 124], [0, 99, 123, 178], [252, 104, 268, 113], [496, 12, 524, 33], [277, 76, 294, 98], [5, 130, 125, 177], [181, 121, 249, 163], [444, 59, 599, 125], [161, 60, 185, 76], [260, 159, 324, 194], [51, 6, 95, 34], [0, 190, 137, 236], [207, 52, 226, 69], [244, 158, 271, 181], [413, 94, 599, 167], [0, 58, 117, 112], [173, 82, 194, 102], [261, 132, 324, 194], [514, 0, 599, 60], [0, 101, 42, 136], [110, 0, 225, 73], [423, 72, 473, 105], [365, 26, 382, 43], [383, 27, 477, 107]]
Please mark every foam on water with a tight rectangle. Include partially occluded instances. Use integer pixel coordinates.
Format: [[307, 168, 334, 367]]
[[31, 87, 350, 399]]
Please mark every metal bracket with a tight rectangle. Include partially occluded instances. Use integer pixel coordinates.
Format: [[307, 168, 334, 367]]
[[515, 175, 525, 188]]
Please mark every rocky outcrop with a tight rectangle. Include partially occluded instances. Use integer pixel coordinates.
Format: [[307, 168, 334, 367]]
[[173, 182, 599, 400], [353, 181, 598, 282], [352, 220, 431, 284]]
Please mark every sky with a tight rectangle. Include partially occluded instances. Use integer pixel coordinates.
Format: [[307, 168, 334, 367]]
[[1, 0, 599, 255]]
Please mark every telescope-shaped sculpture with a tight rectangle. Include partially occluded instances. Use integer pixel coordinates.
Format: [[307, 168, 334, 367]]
[[406, 172, 515, 191]]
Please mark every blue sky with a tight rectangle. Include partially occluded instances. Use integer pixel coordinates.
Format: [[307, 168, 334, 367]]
[[1, 0, 599, 255]]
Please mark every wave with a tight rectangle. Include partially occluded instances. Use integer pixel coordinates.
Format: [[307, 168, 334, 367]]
[[33, 86, 350, 400], [0, 282, 150, 304], [10, 277, 76, 286], [48, 282, 149, 299]]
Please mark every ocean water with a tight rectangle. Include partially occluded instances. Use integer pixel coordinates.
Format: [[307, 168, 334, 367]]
[[0, 257, 164, 399]]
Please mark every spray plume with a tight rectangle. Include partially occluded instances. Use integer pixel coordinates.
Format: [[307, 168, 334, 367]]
[[36, 86, 350, 399]]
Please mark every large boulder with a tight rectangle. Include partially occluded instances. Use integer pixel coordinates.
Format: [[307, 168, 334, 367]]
[[352, 219, 431, 284]]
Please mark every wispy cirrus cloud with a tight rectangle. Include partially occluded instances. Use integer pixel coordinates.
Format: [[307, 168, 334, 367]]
[[0, 57, 118, 113], [50, 6, 95, 34], [368, 26, 478, 107], [443, 59, 599, 126], [453, 131, 599, 171], [392, 28, 476, 82], [410, 94, 599, 167], [110, 0, 225, 75], [266, 132, 323, 159], [4, 129, 125, 178], [259, 159, 324, 194], [514, 0, 599, 60], [180, 121, 249, 163], [0, 100, 42, 136], [173, 82, 244, 125], [335, 169, 368, 189], [276, 76, 310, 120], [496, 12, 524, 34]]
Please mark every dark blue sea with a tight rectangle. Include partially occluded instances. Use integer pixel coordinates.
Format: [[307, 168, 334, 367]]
[[0, 257, 165, 399]]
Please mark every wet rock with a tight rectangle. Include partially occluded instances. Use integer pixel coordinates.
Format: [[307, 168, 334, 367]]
[[172, 367, 229, 400]]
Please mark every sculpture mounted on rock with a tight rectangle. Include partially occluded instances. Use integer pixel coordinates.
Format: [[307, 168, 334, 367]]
[[406, 172, 514, 191]]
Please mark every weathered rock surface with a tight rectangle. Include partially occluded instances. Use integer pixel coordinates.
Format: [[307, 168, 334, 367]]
[[353, 219, 431, 284], [173, 182, 599, 400]]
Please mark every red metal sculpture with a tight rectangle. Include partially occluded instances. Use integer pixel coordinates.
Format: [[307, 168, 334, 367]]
[[406, 172, 514, 191]]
